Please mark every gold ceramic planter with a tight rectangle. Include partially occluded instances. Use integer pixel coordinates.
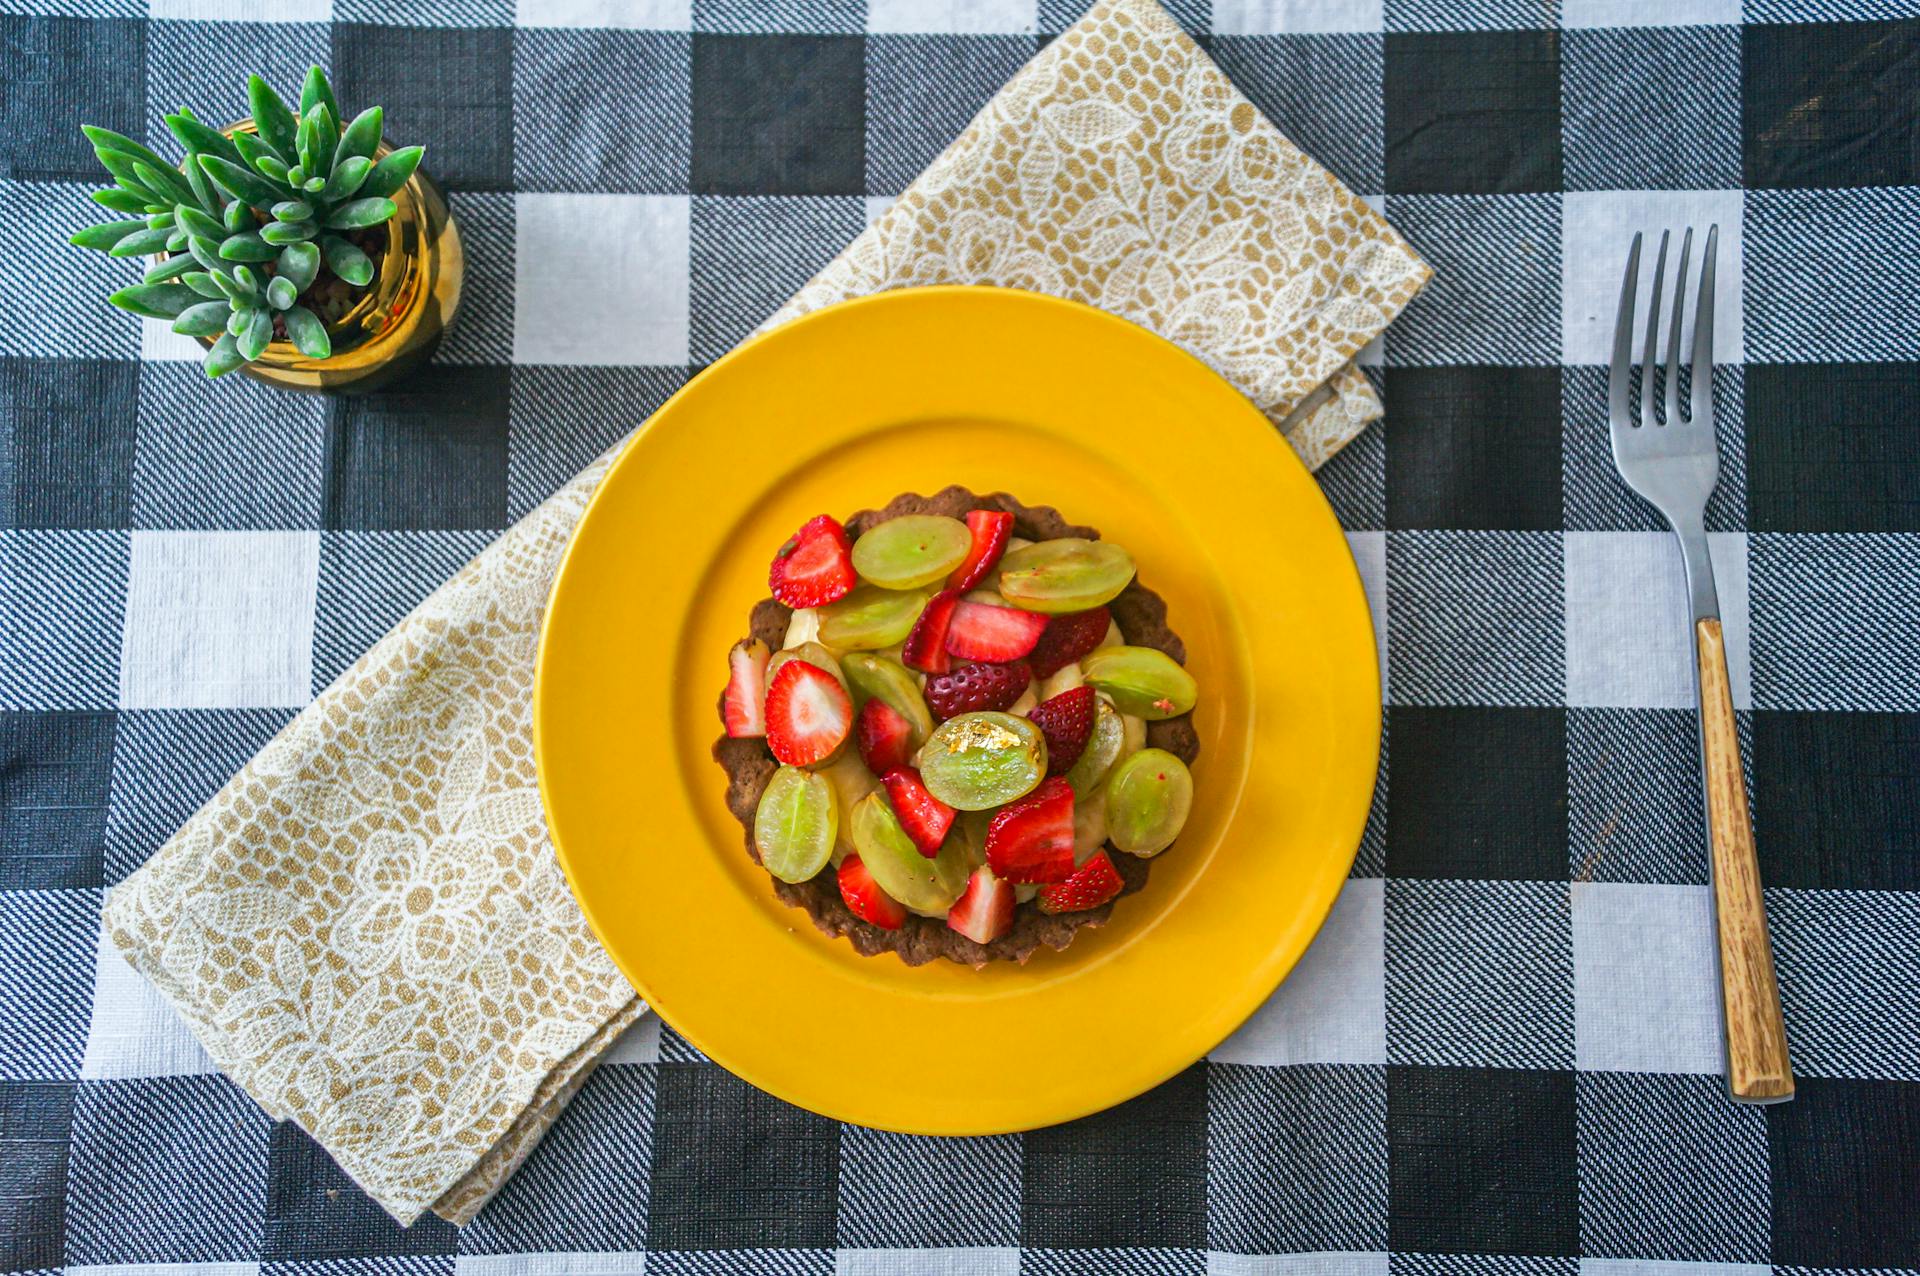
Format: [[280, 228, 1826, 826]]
[[191, 125, 463, 394]]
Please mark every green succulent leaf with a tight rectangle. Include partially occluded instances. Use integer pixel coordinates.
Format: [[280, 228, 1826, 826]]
[[276, 241, 321, 292], [108, 225, 175, 257], [227, 305, 254, 337], [91, 188, 151, 214], [188, 235, 223, 271], [81, 125, 172, 173], [260, 220, 316, 245], [237, 308, 273, 360], [282, 305, 331, 359], [231, 132, 292, 187], [286, 164, 308, 186], [209, 270, 244, 302], [70, 219, 146, 251], [177, 205, 226, 240], [143, 253, 198, 285], [271, 200, 313, 222], [324, 197, 397, 230], [320, 234, 374, 287], [223, 199, 252, 233], [247, 74, 299, 160], [166, 228, 189, 252], [299, 66, 339, 124], [295, 114, 318, 175], [163, 113, 244, 167], [93, 150, 160, 202], [232, 265, 260, 293], [108, 283, 199, 319], [172, 300, 232, 336], [311, 105, 339, 168], [333, 107, 383, 168], [254, 153, 290, 183], [145, 210, 175, 229], [321, 155, 372, 202], [204, 333, 245, 378], [359, 146, 423, 199], [130, 161, 197, 211], [218, 232, 277, 262], [184, 152, 222, 216], [267, 275, 298, 310], [183, 270, 224, 299], [199, 154, 284, 209], [303, 175, 326, 194]]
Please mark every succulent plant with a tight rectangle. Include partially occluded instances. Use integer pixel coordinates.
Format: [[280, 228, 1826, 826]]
[[69, 66, 424, 378]]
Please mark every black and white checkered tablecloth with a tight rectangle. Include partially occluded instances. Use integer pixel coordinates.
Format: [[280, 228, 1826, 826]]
[[4, 0, 1918, 1269]]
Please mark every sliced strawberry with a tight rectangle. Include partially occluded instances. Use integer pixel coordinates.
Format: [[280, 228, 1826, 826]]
[[946, 600, 1049, 663], [723, 638, 770, 737], [768, 514, 855, 608], [1027, 606, 1112, 678], [923, 660, 1031, 720], [838, 854, 906, 929], [985, 776, 1076, 883], [902, 589, 959, 674], [1028, 685, 1096, 774], [882, 768, 956, 856], [948, 509, 1014, 591], [855, 697, 914, 774], [947, 864, 1015, 944], [764, 659, 852, 767], [1037, 848, 1124, 914]]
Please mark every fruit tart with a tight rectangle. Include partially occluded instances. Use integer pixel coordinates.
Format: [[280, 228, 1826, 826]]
[[713, 487, 1200, 967]]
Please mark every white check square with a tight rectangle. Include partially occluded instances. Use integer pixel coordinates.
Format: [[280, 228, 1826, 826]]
[[514, 193, 691, 366], [514, 0, 689, 26], [1561, 0, 1739, 26], [117, 531, 319, 710], [1572, 881, 1722, 1075], [1212, 0, 1385, 32], [79, 924, 215, 1080], [1564, 531, 1749, 710], [1562, 190, 1744, 368], [867, 0, 1036, 32], [1213, 879, 1385, 1066]]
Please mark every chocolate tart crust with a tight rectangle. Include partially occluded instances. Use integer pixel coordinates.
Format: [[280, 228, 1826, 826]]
[[712, 486, 1200, 967]]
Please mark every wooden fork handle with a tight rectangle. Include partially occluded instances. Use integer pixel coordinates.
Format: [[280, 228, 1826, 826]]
[[1696, 617, 1794, 1102]]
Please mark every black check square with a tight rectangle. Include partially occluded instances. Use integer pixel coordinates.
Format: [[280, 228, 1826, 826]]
[[1385, 365, 1561, 530], [1752, 710, 1920, 891], [690, 195, 864, 360], [691, 34, 865, 196], [0, 530, 129, 712], [1746, 361, 1920, 532], [1022, 1062, 1208, 1250], [1386, 531, 1564, 706], [2, 357, 139, 529], [1768, 1077, 1920, 1267], [1568, 707, 1719, 885], [63, 1075, 271, 1265], [1743, 18, 1920, 189], [837, 1127, 1021, 1248], [143, 20, 329, 163], [514, 29, 691, 193], [646, 1063, 839, 1251], [1207, 1064, 1387, 1254], [1769, 888, 1920, 1083], [1387, 706, 1567, 881], [102, 709, 294, 883], [332, 24, 515, 191], [0, 1079, 73, 1273], [1576, 1072, 1770, 1262], [1385, 30, 1561, 195], [323, 366, 511, 531], [1562, 26, 1739, 193], [133, 361, 327, 531], [1, 711, 114, 890], [1212, 35, 1384, 196], [463, 1064, 654, 1253], [697, 0, 865, 32], [1564, 364, 1746, 533], [0, 16, 145, 182], [1387, 1065, 1579, 1257], [0, 888, 96, 1079], [866, 35, 1035, 195], [313, 531, 492, 691], [265, 1122, 458, 1260], [1748, 533, 1920, 713]]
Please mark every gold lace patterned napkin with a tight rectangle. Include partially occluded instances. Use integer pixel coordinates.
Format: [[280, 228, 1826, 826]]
[[102, 0, 1429, 1226]]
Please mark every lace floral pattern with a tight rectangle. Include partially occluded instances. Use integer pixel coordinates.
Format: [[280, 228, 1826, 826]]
[[102, 0, 1428, 1228]]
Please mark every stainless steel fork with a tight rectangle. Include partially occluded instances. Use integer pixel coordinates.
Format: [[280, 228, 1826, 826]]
[[1608, 226, 1793, 1103]]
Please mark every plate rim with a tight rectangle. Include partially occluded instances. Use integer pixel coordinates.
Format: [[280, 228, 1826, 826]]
[[535, 283, 1381, 1132]]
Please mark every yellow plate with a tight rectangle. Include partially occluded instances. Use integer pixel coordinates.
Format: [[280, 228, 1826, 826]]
[[536, 286, 1379, 1133]]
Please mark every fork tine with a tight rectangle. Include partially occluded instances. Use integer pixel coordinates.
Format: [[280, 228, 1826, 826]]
[[1641, 230, 1669, 425], [1691, 224, 1718, 424], [1609, 232, 1642, 428], [1664, 227, 1693, 425]]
